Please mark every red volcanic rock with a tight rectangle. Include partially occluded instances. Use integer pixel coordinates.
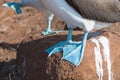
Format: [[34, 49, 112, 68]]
[[16, 31, 120, 80], [0, 1, 65, 79], [0, 0, 120, 80]]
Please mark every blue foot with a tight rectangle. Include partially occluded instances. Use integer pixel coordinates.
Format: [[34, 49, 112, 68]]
[[41, 30, 65, 35], [45, 40, 81, 56], [62, 32, 88, 66], [45, 27, 88, 66], [2, 2, 22, 14]]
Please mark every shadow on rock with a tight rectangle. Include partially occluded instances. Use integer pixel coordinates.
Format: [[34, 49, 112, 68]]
[[0, 59, 20, 80], [16, 31, 103, 80], [0, 42, 19, 51]]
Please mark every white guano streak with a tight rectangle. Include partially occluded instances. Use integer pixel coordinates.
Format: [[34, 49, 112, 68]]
[[91, 38, 103, 80], [91, 36, 113, 80], [98, 36, 113, 80]]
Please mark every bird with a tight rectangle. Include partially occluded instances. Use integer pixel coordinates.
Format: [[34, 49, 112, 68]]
[[2, 0, 64, 35], [40, 0, 120, 66]]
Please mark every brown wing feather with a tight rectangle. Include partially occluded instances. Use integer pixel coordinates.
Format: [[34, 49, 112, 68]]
[[66, 0, 120, 23]]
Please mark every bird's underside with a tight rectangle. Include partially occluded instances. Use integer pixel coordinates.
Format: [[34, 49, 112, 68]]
[[66, 0, 120, 23]]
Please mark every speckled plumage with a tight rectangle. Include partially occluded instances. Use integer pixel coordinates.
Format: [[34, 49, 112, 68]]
[[66, 0, 120, 23]]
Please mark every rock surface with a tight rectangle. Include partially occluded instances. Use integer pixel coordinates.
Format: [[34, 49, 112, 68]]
[[0, 0, 120, 80], [17, 31, 120, 80], [0, 0, 65, 79]]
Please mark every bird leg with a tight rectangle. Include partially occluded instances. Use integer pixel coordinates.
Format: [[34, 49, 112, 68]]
[[62, 31, 88, 66], [62, 19, 95, 66], [45, 28, 89, 66], [41, 13, 65, 35]]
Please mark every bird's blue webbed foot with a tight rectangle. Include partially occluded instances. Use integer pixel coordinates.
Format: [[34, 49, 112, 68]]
[[45, 28, 80, 55], [45, 28, 88, 66], [2, 2, 22, 14], [62, 32, 88, 66], [46, 40, 81, 56]]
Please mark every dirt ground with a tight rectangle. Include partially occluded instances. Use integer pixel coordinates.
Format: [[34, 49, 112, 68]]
[[0, 0, 120, 80], [0, 0, 65, 79]]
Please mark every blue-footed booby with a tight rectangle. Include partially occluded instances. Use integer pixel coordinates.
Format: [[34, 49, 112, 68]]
[[41, 0, 120, 66], [2, 0, 64, 35]]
